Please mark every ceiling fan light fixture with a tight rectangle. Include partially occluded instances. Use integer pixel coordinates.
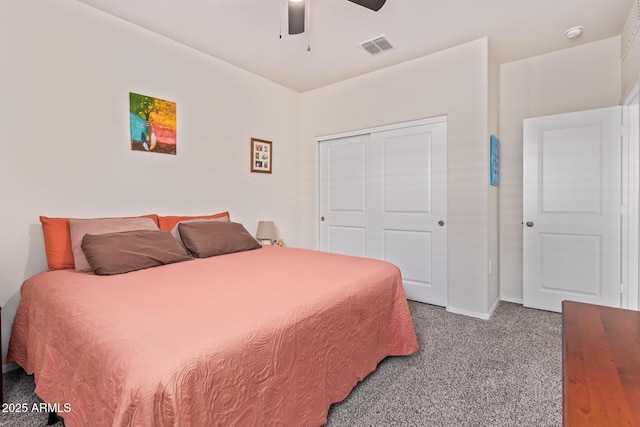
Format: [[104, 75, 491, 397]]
[[286, 0, 385, 38], [288, 0, 305, 35]]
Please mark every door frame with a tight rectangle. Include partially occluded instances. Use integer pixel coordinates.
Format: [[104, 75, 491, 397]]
[[315, 115, 447, 249], [623, 83, 639, 310], [316, 116, 447, 144]]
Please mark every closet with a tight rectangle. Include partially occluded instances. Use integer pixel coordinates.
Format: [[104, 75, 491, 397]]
[[317, 117, 448, 306]]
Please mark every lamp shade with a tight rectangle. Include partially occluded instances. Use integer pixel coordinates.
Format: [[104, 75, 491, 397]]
[[256, 221, 277, 240]]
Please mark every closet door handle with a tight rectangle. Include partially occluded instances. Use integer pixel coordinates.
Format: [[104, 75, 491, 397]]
[[438, 220, 445, 227], [321, 216, 325, 221]]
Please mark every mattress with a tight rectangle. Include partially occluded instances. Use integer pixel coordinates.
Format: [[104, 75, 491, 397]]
[[8, 245, 418, 426]]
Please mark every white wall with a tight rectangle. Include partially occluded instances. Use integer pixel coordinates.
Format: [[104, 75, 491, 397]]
[[0, 0, 300, 365], [623, 37, 640, 99], [620, 2, 640, 310], [622, 4, 640, 99], [488, 42, 501, 312], [622, 9, 640, 310], [299, 38, 493, 317], [499, 37, 622, 302]]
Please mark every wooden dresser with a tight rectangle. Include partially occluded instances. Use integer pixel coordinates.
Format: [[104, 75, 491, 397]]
[[562, 300, 640, 426]]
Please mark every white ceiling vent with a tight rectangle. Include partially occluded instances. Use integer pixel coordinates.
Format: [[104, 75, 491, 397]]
[[360, 36, 393, 55]]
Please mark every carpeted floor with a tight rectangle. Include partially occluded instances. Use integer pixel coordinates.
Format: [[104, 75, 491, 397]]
[[326, 301, 562, 426], [1, 301, 561, 427]]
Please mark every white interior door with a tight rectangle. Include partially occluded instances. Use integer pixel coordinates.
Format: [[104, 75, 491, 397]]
[[318, 119, 447, 306], [523, 107, 622, 312]]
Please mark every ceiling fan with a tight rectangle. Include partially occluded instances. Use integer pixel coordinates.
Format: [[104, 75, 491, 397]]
[[288, 0, 387, 35]]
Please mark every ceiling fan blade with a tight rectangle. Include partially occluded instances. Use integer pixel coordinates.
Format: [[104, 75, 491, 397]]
[[288, 1, 305, 35], [346, 0, 387, 11]]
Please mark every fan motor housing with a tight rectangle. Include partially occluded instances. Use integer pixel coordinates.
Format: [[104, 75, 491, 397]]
[[288, 1, 305, 35]]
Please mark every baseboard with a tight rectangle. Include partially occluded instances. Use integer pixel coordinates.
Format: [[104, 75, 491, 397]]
[[487, 298, 500, 318], [446, 306, 492, 320], [2, 362, 19, 374], [500, 296, 524, 304], [447, 298, 501, 321]]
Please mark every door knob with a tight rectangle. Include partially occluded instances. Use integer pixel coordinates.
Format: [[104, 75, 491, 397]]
[[320, 216, 325, 221], [438, 220, 445, 227], [526, 221, 534, 227]]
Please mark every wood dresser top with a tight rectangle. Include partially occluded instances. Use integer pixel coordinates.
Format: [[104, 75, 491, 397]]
[[562, 300, 640, 426]]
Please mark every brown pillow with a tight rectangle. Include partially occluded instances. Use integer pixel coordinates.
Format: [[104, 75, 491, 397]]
[[178, 221, 261, 258], [170, 217, 230, 246], [81, 230, 192, 275], [69, 217, 160, 272]]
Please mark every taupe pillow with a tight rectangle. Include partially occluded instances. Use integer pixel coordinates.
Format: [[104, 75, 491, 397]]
[[178, 221, 261, 258], [69, 217, 159, 272], [81, 230, 192, 275], [169, 217, 230, 247]]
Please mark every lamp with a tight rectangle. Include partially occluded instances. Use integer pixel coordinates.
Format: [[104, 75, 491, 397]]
[[256, 221, 277, 245]]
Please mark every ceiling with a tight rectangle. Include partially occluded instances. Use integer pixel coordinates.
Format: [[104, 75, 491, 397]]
[[75, 0, 634, 92]]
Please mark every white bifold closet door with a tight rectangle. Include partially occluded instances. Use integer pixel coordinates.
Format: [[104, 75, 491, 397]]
[[318, 119, 448, 307]]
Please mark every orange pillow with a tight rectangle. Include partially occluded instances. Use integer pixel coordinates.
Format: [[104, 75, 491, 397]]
[[158, 211, 230, 231], [40, 214, 160, 270]]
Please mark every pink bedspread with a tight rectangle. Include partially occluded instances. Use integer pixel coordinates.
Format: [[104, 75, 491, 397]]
[[8, 246, 418, 426]]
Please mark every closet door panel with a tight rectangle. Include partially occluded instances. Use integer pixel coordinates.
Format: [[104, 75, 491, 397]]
[[319, 118, 447, 307]]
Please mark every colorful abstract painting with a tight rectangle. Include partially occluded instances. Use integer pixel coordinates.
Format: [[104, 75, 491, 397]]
[[129, 92, 177, 155]]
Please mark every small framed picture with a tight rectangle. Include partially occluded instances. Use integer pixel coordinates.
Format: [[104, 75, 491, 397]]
[[251, 138, 272, 173]]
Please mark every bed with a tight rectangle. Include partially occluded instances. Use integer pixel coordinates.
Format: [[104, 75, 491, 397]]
[[8, 241, 418, 426]]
